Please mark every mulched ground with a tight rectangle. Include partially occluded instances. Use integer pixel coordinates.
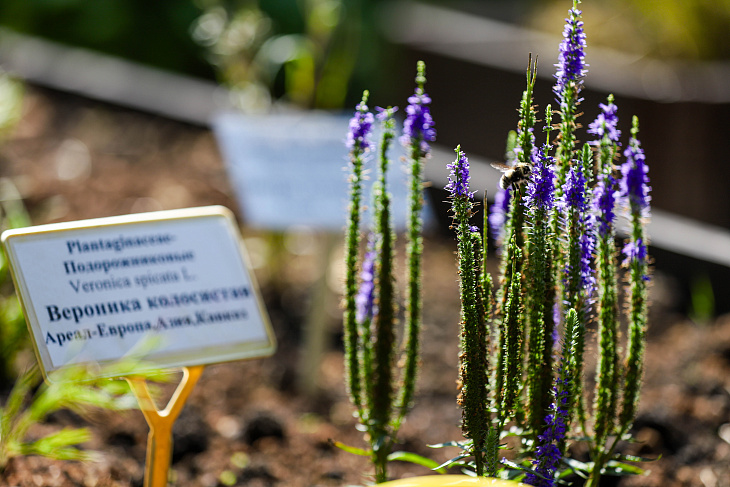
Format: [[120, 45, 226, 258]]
[[1, 87, 729, 487]]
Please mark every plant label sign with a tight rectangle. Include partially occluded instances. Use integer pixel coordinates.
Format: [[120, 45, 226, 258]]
[[1, 206, 275, 380], [213, 111, 435, 231]]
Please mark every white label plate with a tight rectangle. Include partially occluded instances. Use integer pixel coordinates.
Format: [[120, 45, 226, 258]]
[[2, 206, 275, 380]]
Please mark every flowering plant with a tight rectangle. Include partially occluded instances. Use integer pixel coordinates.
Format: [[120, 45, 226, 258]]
[[445, 1, 652, 485], [340, 1, 651, 484], [340, 62, 435, 483]]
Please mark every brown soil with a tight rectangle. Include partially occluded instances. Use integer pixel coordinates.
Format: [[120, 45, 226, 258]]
[[1, 87, 729, 487]]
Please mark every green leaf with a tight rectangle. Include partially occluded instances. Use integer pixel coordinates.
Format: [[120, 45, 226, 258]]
[[387, 451, 446, 473], [17, 428, 93, 461], [617, 453, 660, 463], [500, 458, 536, 476], [428, 440, 469, 450], [603, 460, 646, 476], [330, 440, 371, 457], [501, 467, 527, 482], [434, 452, 469, 471], [560, 457, 590, 479]]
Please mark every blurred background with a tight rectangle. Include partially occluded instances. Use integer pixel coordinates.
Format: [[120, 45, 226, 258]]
[[0, 0, 727, 289], [0, 0, 728, 220], [0, 0, 728, 314], [0, 3, 729, 485]]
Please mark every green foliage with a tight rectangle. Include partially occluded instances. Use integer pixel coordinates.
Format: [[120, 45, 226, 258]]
[[0, 363, 165, 471], [0, 74, 28, 382], [0, 0, 211, 78], [343, 91, 369, 413], [192, 0, 363, 111]]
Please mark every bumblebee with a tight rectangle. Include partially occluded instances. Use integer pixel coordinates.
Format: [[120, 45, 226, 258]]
[[490, 162, 532, 190]]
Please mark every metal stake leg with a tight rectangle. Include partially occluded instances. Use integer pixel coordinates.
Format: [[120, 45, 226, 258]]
[[127, 365, 205, 487]]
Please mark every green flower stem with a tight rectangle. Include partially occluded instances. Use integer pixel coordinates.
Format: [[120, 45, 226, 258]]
[[518, 55, 537, 164], [483, 193, 492, 301], [559, 308, 580, 456], [619, 119, 649, 431], [369, 114, 398, 483], [526, 204, 554, 438], [556, 81, 579, 187], [395, 62, 428, 430], [496, 57, 535, 317], [448, 147, 491, 477], [501, 239, 524, 420], [592, 219, 619, 460], [594, 94, 619, 177], [396, 132, 423, 426], [564, 205, 588, 436], [343, 91, 369, 414]]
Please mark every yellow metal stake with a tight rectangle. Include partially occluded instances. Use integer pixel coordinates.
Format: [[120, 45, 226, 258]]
[[127, 365, 205, 487]]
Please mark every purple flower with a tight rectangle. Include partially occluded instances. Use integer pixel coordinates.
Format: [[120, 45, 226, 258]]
[[524, 149, 555, 210], [355, 236, 378, 324], [346, 99, 374, 152], [445, 149, 473, 199], [588, 100, 621, 143], [592, 173, 617, 237], [525, 373, 570, 487], [619, 137, 651, 215], [561, 165, 596, 299], [375, 106, 398, 122], [561, 164, 588, 211], [622, 238, 647, 266], [401, 91, 436, 153], [579, 214, 597, 297], [554, 5, 588, 97], [489, 188, 511, 246]]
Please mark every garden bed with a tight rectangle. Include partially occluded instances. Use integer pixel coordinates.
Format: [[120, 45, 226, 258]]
[[0, 87, 729, 487]]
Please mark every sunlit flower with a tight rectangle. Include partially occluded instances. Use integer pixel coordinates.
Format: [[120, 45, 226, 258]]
[[346, 99, 374, 152], [525, 370, 570, 487], [592, 173, 617, 237], [561, 165, 596, 299], [489, 188, 511, 246], [588, 100, 620, 143], [445, 148, 473, 199], [524, 149, 555, 210], [554, 4, 587, 97], [619, 137, 651, 215], [401, 91, 436, 153], [355, 235, 377, 324]]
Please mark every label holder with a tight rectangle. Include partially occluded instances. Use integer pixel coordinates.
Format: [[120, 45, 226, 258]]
[[1, 206, 275, 487], [127, 365, 204, 487]]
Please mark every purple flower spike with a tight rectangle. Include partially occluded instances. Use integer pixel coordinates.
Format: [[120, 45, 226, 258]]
[[524, 149, 555, 210], [561, 165, 588, 211], [375, 106, 398, 122], [588, 100, 621, 143], [592, 173, 617, 237], [561, 165, 596, 299], [401, 91, 436, 153], [346, 98, 374, 152], [489, 188, 511, 246], [445, 149, 473, 199], [554, 4, 588, 97], [579, 214, 597, 297], [620, 138, 651, 215], [622, 238, 647, 266], [525, 373, 570, 487], [355, 236, 378, 324]]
